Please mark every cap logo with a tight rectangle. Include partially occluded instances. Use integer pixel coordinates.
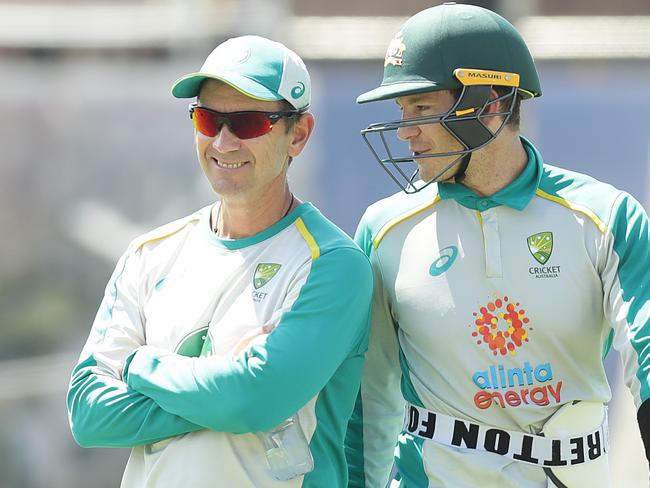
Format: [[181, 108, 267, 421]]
[[291, 81, 305, 99], [385, 31, 406, 67]]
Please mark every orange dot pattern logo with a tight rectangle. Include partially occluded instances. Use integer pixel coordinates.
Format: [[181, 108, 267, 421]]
[[469, 296, 531, 356]]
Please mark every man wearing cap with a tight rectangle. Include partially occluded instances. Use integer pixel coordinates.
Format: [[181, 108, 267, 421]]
[[67, 35, 372, 487], [345, 3, 650, 487]]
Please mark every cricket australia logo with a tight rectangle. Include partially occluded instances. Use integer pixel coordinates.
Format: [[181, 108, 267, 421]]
[[253, 263, 281, 289], [385, 32, 406, 66], [527, 232, 561, 279], [527, 232, 553, 264]]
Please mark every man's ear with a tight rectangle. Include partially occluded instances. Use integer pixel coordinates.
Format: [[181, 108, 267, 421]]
[[287, 112, 315, 158], [482, 87, 509, 130]]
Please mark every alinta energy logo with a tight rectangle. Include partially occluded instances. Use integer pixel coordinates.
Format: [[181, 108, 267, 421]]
[[468, 297, 563, 410], [468, 296, 531, 357]]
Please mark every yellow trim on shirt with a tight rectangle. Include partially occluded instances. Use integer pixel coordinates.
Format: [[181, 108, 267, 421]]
[[535, 189, 608, 234], [475, 211, 485, 242], [295, 218, 321, 260], [373, 195, 441, 248], [134, 214, 202, 251]]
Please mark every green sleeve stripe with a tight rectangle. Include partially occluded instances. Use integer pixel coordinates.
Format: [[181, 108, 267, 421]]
[[395, 436, 429, 487], [602, 329, 614, 360], [610, 194, 650, 401], [304, 353, 366, 487], [398, 346, 425, 408], [344, 392, 366, 487], [125, 247, 373, 434], [67, 356, 201, 447]]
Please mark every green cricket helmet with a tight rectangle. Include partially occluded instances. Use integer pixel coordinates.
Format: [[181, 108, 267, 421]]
[[358, 2, 541, 193]]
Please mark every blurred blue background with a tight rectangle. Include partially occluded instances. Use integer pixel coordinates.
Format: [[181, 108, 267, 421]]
[[0, 0, 649, 486]]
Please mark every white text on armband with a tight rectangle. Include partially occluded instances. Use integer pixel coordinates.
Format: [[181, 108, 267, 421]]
[[404, 404, 607, 467]]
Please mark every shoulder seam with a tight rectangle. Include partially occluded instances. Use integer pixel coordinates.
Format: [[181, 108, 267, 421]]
[[373, 195, 441, 248], [132, 213, 203, 252], [535, 189, 608, 234], [294, 217, 320, 260]]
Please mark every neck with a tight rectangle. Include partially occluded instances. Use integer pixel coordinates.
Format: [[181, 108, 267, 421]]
[[212, 186, 298, 239], [460, 131, 528, 198]]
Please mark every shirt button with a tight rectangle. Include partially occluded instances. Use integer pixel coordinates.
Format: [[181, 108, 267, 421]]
[[480, 200, 489, 208]]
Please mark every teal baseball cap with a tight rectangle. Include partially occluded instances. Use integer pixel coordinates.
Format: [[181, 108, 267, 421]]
[[172, 35, 311, 111]]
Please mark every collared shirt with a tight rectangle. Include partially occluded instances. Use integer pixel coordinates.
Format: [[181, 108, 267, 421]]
[[438, 136, 542, 211], [67, 203, 373, 488], [347, 137, 650, 487]]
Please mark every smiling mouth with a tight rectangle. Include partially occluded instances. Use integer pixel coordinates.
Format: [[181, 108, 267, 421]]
[[213, 158, 248, 169]]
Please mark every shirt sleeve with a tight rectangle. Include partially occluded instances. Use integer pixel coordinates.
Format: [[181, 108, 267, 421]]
[[66, 245, 202, 448], [602, 192, 650, 438], [345, 215, 405, 488], [123, 247, 373, 434]]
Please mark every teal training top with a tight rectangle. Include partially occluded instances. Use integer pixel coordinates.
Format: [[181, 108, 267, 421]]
[[67, 202, 373, 488], [346, 137, 650, 487]]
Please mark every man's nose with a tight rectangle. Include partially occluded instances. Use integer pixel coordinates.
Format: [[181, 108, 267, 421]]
[[396, 121, 420, 141], [211, 125, 241, 152]]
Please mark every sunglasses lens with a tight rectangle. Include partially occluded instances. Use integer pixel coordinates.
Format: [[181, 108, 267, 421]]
[[191, 108, 285, 139], [229, 112, 274, 139], [192, 108, 221, 137]]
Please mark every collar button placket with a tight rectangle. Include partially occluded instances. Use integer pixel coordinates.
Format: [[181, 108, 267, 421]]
[[479, 207, 502, 278]]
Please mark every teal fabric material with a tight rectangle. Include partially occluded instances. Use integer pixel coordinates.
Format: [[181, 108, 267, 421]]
[[344, 393, 366, 487], [438, 136, 542, 211], [123, 206, 372, 487], [538, 158, 650, 402], [205, 203, 315, 250], [538, 164, 618, 222], [602, 329, 614, 360], [609, 194, 650, 401], [172, 35, 285, 99], [398, 347, 425, 408], [124, 245, 371, 431], [67, 356, 202, 448], [300, 207, 372, 487], [67, 248, 203, 448], [395, 435, 429, 488]]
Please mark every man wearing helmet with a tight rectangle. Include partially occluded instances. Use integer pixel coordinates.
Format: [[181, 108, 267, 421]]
[[345, 3, 650, 487]]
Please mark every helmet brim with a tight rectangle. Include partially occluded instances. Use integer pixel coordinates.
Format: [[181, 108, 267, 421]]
[[357, 81, 442, 104]]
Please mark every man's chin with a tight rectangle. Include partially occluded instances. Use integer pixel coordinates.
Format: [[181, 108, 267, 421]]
[[420, 170, 455, 185]]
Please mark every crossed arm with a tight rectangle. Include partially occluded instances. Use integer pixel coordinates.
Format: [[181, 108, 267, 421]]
[[67, 246, 373, 446]]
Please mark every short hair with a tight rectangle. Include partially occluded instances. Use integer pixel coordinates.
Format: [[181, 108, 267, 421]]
[[450, 87, 522, 131], [494, 86, 522, 130], [279, 100, 302, 134]]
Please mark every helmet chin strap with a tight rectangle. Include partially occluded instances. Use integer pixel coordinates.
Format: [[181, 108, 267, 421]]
[[453, 153, 472, 183], [443, 85, 495, 184]]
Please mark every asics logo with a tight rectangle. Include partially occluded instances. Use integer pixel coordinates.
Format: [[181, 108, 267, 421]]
[[291, 82, 305, 99], [429, 246, 458, 276]]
